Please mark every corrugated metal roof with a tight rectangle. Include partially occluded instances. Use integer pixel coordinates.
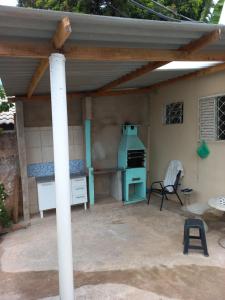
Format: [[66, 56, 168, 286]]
[[0, 5, 224, 96], [118, 69, 196, 89]]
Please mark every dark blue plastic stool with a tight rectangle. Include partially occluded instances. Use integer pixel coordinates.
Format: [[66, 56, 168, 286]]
[[183, 218, 209, 256]]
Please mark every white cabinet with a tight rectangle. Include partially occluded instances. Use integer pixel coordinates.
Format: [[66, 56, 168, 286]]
[[38, 181, 56, 215], [37, 176, 88, 218], [71, 177, 87, 205]]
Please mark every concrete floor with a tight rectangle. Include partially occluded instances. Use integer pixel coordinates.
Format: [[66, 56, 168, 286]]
[[0, 196, 225, 300]]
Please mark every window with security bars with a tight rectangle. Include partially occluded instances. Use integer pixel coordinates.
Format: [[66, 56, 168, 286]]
[[164, 102, 183, 125], [199, 96, 225, 141], [217, 96, 225, 140]]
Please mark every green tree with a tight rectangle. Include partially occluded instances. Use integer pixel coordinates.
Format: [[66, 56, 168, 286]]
[[18, 0, 214, 22], [0, 183, 11, 228], [200, 0, 214, 21], [0, 86, 13, 113], [209, 0, 225, 23], [162, 0, 205, 20]]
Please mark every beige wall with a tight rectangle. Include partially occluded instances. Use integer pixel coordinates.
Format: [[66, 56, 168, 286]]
[[92, 94, 149, 196], [23, 94, 149, 169], [93, 94, 149, 169], [23, 97, 82, 127], [24, 93, 149, 210], [149, 70, 225, 203]]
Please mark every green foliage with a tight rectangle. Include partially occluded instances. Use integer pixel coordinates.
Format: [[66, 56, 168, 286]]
[[0, 86, 13, 113], [200, 0, 214, 21], [209, 0, 225, 23], [18, 0, 214, 21], [0, 183, 11, 228], [162, 0, 206, 21], [0, 86, 5, 99], [0, 101, 14, 113]]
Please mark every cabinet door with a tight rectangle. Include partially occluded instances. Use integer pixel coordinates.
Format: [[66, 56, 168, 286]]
[[71, 177, 87, 204], [37, 182, 56, 211]]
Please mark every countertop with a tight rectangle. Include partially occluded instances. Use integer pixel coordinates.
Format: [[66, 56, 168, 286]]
[[36, 172, 87, 183]]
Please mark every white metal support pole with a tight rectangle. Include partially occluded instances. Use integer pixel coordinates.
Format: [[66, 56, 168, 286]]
[[49, 53, 74, 300]]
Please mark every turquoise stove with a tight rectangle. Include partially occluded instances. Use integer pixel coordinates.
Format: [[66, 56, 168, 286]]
[[118, 124, 146, 204]]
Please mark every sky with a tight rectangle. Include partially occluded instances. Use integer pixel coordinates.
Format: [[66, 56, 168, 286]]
[[0, 0, 17, 6]]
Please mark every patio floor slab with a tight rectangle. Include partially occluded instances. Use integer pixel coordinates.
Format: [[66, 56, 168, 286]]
[[0, 197, 225, 299]]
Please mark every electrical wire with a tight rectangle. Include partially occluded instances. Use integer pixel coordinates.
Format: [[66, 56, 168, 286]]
[[108, 3, 129, 18], [128, 0, 181, 22], [148, 0, 195, 22]]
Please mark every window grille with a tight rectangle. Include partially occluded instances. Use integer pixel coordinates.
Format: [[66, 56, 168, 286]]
[[164, 102, 183, 125], [199, 95, 225, 141], [217, 96, 225, 140]]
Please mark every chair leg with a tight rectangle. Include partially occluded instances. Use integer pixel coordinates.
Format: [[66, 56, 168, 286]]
[[175, 191, 183, 206], [147, 189, 152, 205], [165, 194, 169, 200], [160, 194, 165, 211], [183, 223, 186, 244], [183, 227, 189, 255]]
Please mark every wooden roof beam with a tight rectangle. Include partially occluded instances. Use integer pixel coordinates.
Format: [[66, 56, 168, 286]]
[[65, 46, 224, 61], [0, 42, 53, 58], [0, 43, 224, 61], [94, 29, 222, 94], [27, 17, 72, 98]]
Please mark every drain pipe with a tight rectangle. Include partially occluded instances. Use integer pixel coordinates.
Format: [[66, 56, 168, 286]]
[[49, 53, 74, 300]]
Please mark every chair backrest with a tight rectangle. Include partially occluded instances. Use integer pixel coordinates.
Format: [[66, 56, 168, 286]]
[[173, 170, 182, 191], [163, 160, 184, 189]]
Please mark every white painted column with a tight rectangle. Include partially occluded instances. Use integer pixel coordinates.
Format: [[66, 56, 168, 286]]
[[49, 53, 74, 300], [219, 2, 225, 24]]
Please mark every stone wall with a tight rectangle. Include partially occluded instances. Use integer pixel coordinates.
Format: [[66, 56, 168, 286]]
[[0, 131, 21, 220]]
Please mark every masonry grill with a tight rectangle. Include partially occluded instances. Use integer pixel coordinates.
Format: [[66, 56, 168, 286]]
[[118, 124, 147, 204]]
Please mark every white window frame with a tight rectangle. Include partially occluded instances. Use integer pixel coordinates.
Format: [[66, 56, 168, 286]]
[[199, 93, 225, 142]]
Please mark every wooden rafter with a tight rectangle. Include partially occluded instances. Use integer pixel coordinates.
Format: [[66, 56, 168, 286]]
[[14, 62, 225, 101], [27, 17, 72, 98], [94, 29, 221, 94], [92, 62, 225, 97], [179, 29, 221, 53], [0, 42, 225, 61], [27, 59, 49, 98]]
